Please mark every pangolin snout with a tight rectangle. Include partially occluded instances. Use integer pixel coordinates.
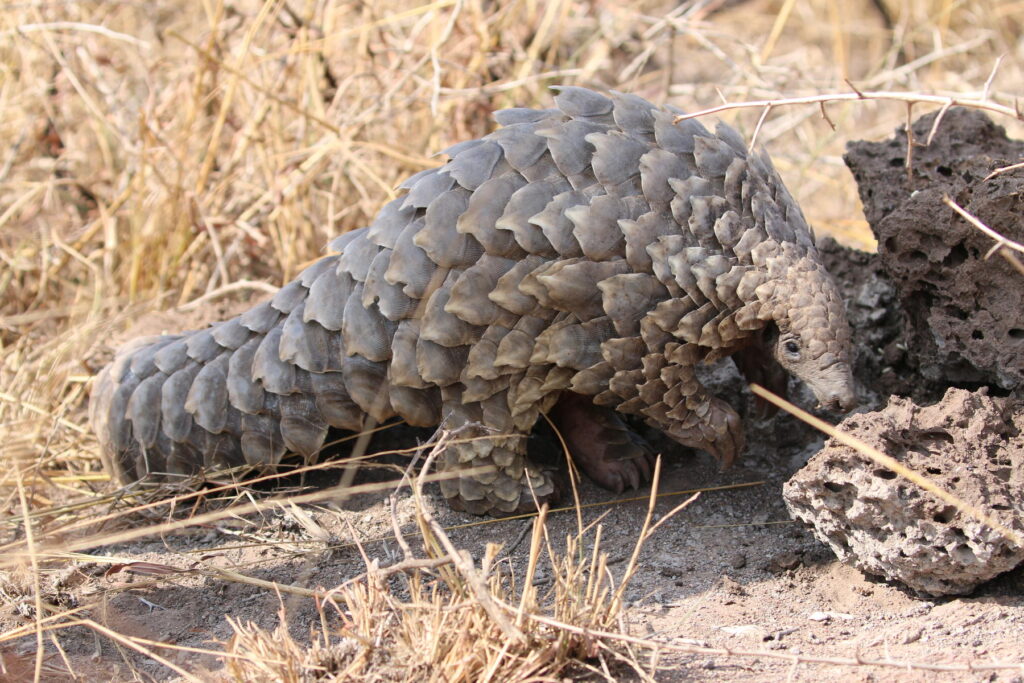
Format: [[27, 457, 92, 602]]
[[804, 359, 857, 413], [818, 386, 856, 412]]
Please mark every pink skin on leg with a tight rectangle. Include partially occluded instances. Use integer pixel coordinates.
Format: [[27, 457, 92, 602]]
[[547, 392, 655, 494]]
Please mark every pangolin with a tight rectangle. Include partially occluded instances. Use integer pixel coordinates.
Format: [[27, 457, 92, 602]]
[[90, 87, 856, 516]]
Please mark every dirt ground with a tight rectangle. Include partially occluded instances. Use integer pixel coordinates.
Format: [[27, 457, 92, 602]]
[[7, 397, 1023, 682], [3, 107, 1023, 682]]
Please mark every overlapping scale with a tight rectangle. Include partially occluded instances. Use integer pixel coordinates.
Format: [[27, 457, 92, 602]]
[[90, 86, 846, 518]]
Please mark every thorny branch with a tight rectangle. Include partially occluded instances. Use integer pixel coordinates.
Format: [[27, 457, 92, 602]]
[[676, 76, 1022, 184], [674, 88, 1023, 125], [679, 81, 1022, 175]]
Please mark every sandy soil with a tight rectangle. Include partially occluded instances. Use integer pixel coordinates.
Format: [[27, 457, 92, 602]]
[[7, 411, 1022, 681]]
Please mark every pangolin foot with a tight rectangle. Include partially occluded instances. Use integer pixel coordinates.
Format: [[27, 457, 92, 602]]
[[667, 398, 744, 469], [439, 445, 562, 517], [548, 392, 655, 494]]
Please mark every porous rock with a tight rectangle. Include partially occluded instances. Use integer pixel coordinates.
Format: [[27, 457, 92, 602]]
[[844, 108, 1024, 390], [784, 388, 1024, 596]]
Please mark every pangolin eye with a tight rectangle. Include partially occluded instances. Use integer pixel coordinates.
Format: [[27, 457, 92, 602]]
[[784, 340, 800, 357]]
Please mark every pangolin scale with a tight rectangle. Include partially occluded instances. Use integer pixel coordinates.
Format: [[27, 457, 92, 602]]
[[90, 87, 856, 515]]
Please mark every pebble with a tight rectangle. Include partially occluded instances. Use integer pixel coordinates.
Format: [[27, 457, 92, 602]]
[[676, 638, 709, 647], [656, 554, 687, 577], [901, 627, 923, 644], [767, 551, 802, 573], [808, 611, 855, 622], [719, 576, 746, 596], [719, 625, 762, 637]]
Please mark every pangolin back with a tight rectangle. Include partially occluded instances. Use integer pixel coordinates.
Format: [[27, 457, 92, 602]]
[[90, 87, 855, 514]]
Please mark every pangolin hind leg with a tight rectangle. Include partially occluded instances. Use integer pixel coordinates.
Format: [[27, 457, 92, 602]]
[[436, 393, 561, 516], [546, 392, 654, 494]]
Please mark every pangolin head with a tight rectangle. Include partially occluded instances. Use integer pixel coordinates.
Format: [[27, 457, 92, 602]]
[[756, 256, 857, 412]]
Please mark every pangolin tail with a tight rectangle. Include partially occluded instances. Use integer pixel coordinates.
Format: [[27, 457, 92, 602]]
[[89, 254, 373, 484]]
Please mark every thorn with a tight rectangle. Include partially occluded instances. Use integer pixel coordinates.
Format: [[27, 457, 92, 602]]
[[818, 101, 836, 131], [138, 597, 167, 612]]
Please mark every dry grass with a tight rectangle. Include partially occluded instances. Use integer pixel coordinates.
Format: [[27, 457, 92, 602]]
[[2, 0, 1023, 679], [217, 435, 683, 682]]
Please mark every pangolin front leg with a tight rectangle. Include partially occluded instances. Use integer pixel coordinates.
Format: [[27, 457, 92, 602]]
[[731, 327, 789, 419], [546, 392, 654, 494], [652, 362, 744, 468]]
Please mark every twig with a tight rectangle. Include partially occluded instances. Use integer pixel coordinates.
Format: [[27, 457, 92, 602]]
[[62, 619, 275, 664], [861, 35, 992, 90], [981, 55, 1005, 103], [16, 472, 44, 682], [515, 506, 546, 629], [80, 619, 201, 682], [414, 434, 525, 643], [333, 556, 453, 591], [925, 99, 954, 146], [984, 160, 1024, 181], [843, 78, 865, 98], [818, 102, 836, 131], [210, 561, 476, 649], [10, 21, 151, 48], [904, 102, 914, 182], [389, 494, 414, 561], [176, 280, 280, 311], [497, 520, 533, 560], [748, 103, 773, 151], [611, 460, 701, 612], [539, 410, 584, 535], [336, 415, 381, 494], [943, 195, 1024, 276], [438, 71, 588, 97], [758, 0, 797, 64]]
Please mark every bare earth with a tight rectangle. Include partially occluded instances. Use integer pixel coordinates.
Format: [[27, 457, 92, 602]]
[[8, 403, 1022, 681]]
